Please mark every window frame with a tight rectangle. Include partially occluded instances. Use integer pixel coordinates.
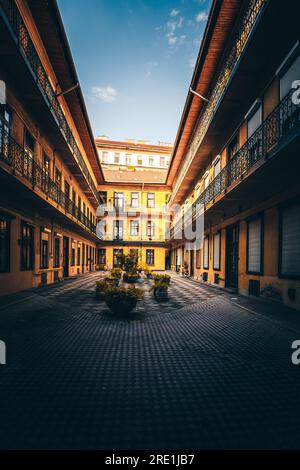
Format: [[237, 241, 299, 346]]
[[20, 221, 34, 271], [147, 192, 155, 208], [0, 218, 10, 273], [246, 214, 264, 275], [278, 199, 300, 280], [146, 249, 155, 266], [213, 231, 221, 271], [203, 235, 209, 270]]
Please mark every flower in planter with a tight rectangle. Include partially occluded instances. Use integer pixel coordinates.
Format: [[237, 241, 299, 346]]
[[104, 286, 143, 315], [152, 274, 171, 285]]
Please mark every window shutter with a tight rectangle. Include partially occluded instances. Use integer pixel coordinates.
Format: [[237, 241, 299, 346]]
[[281, 205, 300, 276], [247, 218, 262, 273], [213, 233, 220, 270], [247, 106, 262, 137], [280, 55, 300, 100], [203, 236, 209, 269]]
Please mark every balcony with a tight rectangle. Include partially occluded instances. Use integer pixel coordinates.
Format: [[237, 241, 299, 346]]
[[169, 89, 300, 239], [171, 0, 267, 201], [0, 122, 96, 234], [0, 0, 100, 205]]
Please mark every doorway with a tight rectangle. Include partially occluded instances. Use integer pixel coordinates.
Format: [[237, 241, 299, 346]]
[[63, 236, 69, 278], [225, 224, 239, 289], [190, 250, 194, 277]]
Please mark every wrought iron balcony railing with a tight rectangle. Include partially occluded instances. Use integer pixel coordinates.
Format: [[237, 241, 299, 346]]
[[0, 0, 100, 205], [169, 89, 300, 239], [0, 122, 97, 234], [171, 0, 266, 199]]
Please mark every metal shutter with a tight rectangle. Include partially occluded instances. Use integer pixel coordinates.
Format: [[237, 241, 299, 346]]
[[213, 233, 220, 270], [281, 205, 300, 276], [248, 218, 262, 273]]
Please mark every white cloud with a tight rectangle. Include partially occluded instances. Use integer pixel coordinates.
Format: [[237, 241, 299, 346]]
[[167, 35, 177, 45], [145, 61, 158, 77], [189, 55, 196, 69], [196, 11, 208, 22], [170, 8, 179, 17], [92, 86, 118, 103]]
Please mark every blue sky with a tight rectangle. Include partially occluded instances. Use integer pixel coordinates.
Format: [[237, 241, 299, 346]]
[[58, 0, 212, 144]]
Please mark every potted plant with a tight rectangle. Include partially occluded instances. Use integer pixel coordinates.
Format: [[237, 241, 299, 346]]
[[152, 280, 169, 302], [110, 268, 122, 279], [104, 286, 143, 315], [104, 275, 119, 287], [123, 272, 140, 283], [144, 268, 153, 279], [95, 279, 110, 300], [98, 264, 107, 272], [152, 274, 171, 285]]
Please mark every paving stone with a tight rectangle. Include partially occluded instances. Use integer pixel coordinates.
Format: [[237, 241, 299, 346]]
[[0, 273, 299, 449]]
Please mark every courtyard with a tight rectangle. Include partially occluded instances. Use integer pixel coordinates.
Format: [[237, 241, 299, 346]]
[[0, 272, 300, 449]]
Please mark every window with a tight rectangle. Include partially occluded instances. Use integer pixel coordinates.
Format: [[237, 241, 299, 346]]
[[203, 173, 210, 190], [97, 248, 106, 265], [131, 192, 139, 208], [24, 129, 35, 157], [114, 153, 120, 164], [149, 157, 154, 167], [20, 222, 34, 271], [77, 245, 81, 265], [113, 220, 123, 240], [72, 190, 76, 216], [55, 167, 61, 187], [71, 242, 76, 266], [147, 220, 155, 238], [78, 196, 81, 214], [114, 192, 124, 209], [247, 105, 262, 138], [99, 191, 107, 205], [247, 217, 263, 274], [65, 181, 70, 212], [247, 104, 262, 163], [280, 203, 300, 278], [196, 249, 201, 269], [213, 157, 221, 178], [147, 193, 155, 208], [0, 219, 10, 272], [203, 236, 209, 269], [125, 154, 132, 165], [41, 153, 50, 192], [54, 237, 60, 268], [227, 134, 239, 161], [113, 248, 123, 267], [279, 54, 300, 100], [40, 242, 48, 269], [146, 249, 155, 265], [102, 151, 108, 163], [160, 156, 165, 167], [130, 220, 139, 236], [137, 156, 143, 165], [24, 129, 34, 177], [83, 202, 86, 216], [0, 106, 12, 161], [213, 232, 221, 271]]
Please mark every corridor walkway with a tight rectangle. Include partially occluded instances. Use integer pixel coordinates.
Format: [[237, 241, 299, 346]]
[[0, 273, 300, 449]]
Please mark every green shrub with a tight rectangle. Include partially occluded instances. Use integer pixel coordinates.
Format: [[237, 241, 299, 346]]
[[104, 286, 143, 315], [152, 274, 171, 285], [110, 268, 122, 279], [95, 279, 111, 299], [123, 272, 140, 283]]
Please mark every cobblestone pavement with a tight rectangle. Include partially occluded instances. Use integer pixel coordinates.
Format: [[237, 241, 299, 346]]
[[0, 272, 300, 450]]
